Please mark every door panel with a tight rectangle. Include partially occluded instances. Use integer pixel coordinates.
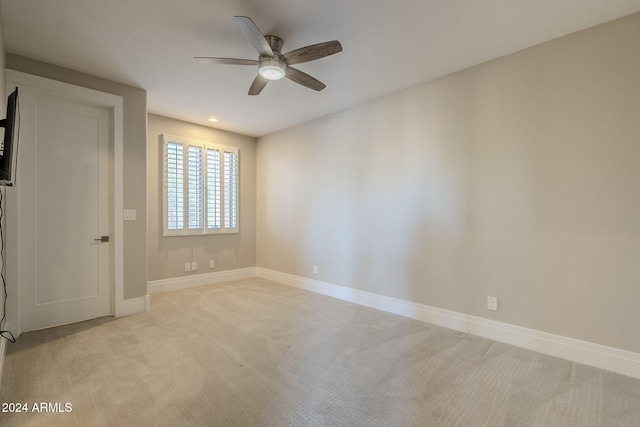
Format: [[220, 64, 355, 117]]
[[19, 90, 111, 331]]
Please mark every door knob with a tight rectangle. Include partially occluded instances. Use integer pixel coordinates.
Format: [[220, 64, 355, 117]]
[[94, 236, 110, 243]]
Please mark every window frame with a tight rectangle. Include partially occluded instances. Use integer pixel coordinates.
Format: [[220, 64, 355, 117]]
[[162, 134, 239, 237]]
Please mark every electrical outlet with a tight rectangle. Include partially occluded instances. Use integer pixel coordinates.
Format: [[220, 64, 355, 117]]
[[313, 264, 318, 274], [184, 262, 191, 272], [487, 296, 498, 311], [209, 260, 215, 269], [191, 261, 198, 271]]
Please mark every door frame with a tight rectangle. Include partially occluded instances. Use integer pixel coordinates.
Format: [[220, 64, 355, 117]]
[[5, 69, 125, 336]]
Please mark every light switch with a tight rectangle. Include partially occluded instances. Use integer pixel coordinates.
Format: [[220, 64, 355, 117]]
[[124, 209, 137, 220]]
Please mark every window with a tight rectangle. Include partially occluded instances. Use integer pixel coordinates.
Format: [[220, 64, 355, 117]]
[[163, 134, 239, 236]]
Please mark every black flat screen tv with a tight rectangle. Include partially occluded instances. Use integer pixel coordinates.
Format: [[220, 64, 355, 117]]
[[0, 88, 20, 186]]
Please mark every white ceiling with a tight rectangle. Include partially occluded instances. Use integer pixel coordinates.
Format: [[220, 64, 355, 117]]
[[2, 0, 640, 137]]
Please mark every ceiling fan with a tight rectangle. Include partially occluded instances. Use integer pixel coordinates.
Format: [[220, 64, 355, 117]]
[[195, 16, 343, 95]]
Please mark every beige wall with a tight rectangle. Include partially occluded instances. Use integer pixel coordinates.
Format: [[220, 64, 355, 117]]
[[147, 114, 256, 281], [257, 13, 640, 353], [6, 54, 148, 299]]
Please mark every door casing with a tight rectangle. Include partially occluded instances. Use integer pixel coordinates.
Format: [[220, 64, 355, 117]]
[[5, 69, 125, 336]]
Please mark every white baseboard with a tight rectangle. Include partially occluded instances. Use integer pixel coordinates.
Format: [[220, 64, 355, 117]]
[[147, 267, 257, 294], [256, 267, 640, 380], [115, 294, 150, 317]]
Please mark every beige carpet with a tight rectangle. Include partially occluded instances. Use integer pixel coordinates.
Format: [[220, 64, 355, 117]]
[[1, 277, 639, 426]]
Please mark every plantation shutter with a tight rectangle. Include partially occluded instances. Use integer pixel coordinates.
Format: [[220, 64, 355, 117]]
[[187, 144, 203, 230], [165, 141, 184, 232], [162, 134, 239, 236], [206, 148, 221, 230], [223, 150, 238, 229]]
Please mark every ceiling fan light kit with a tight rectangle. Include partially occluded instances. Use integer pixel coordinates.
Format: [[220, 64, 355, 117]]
[[259, 60, 286, 80], [195, 16, 342, 95]]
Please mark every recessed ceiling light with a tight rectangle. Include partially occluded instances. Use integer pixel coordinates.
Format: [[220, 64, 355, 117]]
[[208, 117, 219, 123]]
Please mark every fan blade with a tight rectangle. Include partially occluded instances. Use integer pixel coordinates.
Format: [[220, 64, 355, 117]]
[[285, 67, 326, 91], [282, 40, 342, 65], [194, 57, 258, 66], [234, 16, 274, 57], [248, 74, 269, 95]]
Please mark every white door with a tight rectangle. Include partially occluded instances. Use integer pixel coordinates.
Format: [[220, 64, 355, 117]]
[[18, 88, 112, 332]]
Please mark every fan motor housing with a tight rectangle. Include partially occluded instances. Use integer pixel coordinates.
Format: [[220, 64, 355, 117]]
[[264, 35, 284, 54]]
